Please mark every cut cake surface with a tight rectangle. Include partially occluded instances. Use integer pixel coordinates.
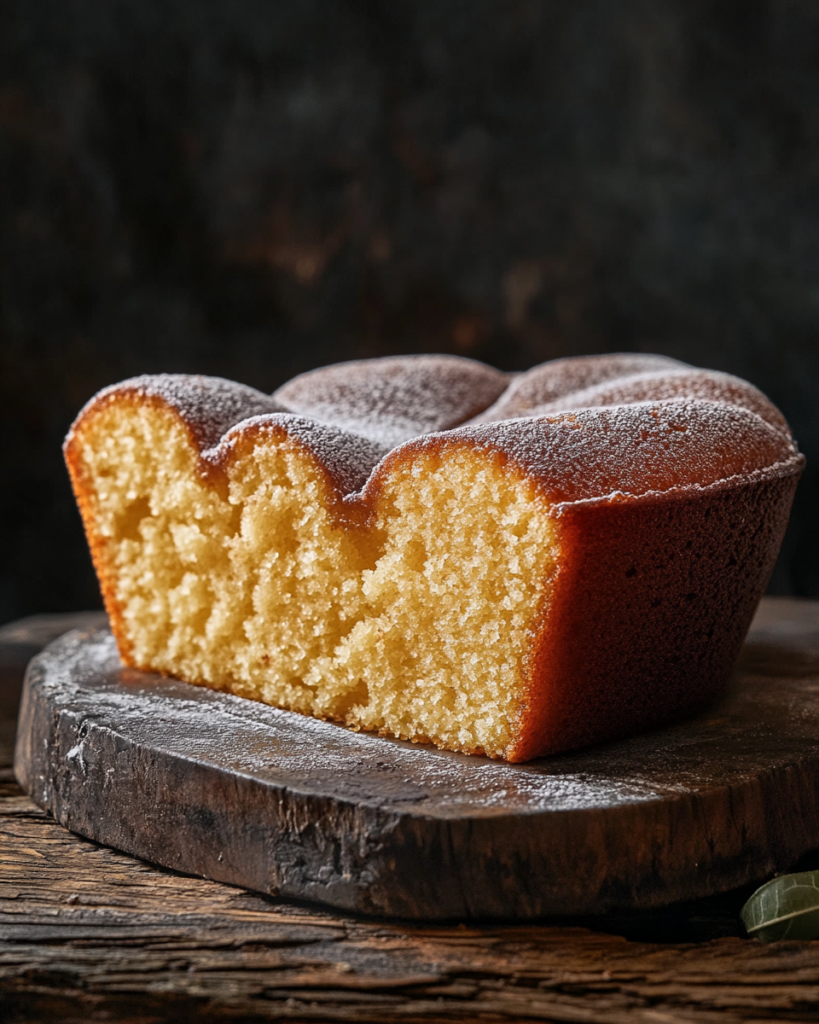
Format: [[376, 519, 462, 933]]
[[64, 354, 804, 761]]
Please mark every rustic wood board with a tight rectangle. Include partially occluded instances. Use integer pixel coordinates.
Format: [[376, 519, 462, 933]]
[[13, 598, 819, 921], [7, 771, 819, 1024]]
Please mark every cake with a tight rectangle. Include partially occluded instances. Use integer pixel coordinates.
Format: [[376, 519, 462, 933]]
[[64, 353, 803, 762]]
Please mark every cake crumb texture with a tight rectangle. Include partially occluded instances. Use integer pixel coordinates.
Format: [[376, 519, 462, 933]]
[[69, 397, 557, 758]]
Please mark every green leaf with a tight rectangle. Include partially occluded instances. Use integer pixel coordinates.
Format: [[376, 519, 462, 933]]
[[741, 871, 819, 942]]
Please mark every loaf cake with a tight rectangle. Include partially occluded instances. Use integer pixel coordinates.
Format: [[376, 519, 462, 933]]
[[64, 353, 803, 762]]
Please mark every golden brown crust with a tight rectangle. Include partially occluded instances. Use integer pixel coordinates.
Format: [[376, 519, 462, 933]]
[[509, 475, 800, 760], [367, 399, 800, 508]]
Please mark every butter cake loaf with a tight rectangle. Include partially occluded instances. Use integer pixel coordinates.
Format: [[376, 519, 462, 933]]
[[64, 354, 803, 761]]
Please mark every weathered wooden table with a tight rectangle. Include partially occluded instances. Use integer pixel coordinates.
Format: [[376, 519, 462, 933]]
[[4, 602, 819, 1023]]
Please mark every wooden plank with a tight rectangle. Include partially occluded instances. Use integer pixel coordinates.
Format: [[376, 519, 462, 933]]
[[4, 603, 819, 1022], [4, 777, 819, 1022], [13, 598, 819, 919]]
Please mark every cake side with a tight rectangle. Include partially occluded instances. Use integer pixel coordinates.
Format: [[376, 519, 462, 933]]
[[510, 473, 801, 760]]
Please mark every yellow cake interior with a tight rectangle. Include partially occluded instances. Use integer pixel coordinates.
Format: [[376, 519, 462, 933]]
[[71, 401, 559, 757]]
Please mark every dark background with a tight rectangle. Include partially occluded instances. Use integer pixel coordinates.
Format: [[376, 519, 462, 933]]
[[2, 0, 818, 624]]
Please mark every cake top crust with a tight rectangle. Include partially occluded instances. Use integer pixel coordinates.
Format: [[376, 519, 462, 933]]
[[486, 367, 793, 436], [474, 353, 687, 422], [216, 413, 389, 495], [384, 399, 801, 509], [68, 374, 286, 451], [67, 353, 803, 507], [272, 354, 510, 449]]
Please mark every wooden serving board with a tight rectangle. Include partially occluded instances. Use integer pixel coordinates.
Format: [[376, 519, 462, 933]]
[[13, 598, 819, 920]]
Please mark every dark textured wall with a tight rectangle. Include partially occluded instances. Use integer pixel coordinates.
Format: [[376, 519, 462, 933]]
[[2, 0, 819, 620]]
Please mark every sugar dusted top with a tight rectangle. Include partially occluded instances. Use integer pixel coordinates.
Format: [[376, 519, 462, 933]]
[[67, 374, 286, 451], [215, 413, 389, 496], [273, 354, 510, 449], [487, 368, 792, 438], [473, 353, 687, 423], [67, 353, 803, 505], [386, 399, 802, 509]]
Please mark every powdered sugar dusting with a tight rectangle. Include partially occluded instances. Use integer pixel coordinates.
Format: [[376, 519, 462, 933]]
[[211, 413, 388, 494], [521, 369, 791, 437], [472, 353, 688, 423], [70, 357, 803, 504], [68, 374, 286, 450], [273, 354, 510, 449], [390, 399, 802, 506]]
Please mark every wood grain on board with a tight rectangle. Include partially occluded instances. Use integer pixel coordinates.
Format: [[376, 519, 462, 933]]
[[4, 601, 819, 1022]]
